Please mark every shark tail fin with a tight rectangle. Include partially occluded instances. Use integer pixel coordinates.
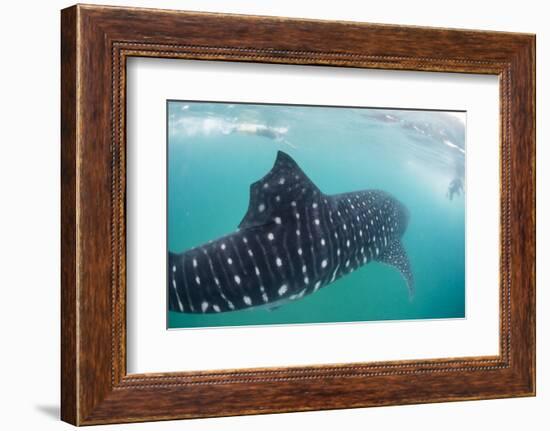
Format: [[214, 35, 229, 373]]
[[376, 240, 415, 300]]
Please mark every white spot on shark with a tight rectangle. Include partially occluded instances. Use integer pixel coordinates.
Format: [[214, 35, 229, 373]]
[[243, 296, 252, 306], [278, 284, 288, 296]]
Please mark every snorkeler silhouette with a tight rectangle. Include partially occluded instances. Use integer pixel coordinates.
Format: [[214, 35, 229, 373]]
[[447, 178, 464, 201]]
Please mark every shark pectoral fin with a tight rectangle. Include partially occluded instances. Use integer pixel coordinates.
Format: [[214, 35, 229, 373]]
[[238, 151, 322, 229], [377, 240, 415, 299]]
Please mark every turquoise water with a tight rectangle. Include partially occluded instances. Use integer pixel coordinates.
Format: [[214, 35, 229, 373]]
[[167, 101, 465, 329]]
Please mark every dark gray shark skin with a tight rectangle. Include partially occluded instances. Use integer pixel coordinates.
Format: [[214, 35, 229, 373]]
[[168, 151, 414, 314]]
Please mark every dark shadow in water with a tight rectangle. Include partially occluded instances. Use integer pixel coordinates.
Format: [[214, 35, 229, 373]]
[[35, 404, 59, 420]]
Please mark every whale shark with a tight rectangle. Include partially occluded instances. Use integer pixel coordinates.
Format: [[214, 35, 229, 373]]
[[168, 151, 414, 314]]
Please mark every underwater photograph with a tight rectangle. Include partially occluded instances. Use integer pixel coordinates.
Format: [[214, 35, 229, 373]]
[[167, 101, 466, 329]]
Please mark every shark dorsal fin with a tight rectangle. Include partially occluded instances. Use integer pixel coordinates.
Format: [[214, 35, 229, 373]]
[[238, 151, 321, 229], [376, 240, 415, 299]]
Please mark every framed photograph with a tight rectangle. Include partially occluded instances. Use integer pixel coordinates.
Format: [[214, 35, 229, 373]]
[[61, 4, 535, 425]]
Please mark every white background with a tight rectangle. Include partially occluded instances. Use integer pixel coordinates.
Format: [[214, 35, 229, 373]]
[[127, 59, 499, 373], [0, 0, 546, 430]]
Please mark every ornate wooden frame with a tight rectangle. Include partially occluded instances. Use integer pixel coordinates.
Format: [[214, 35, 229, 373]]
[[61, 4, 535, 425]]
